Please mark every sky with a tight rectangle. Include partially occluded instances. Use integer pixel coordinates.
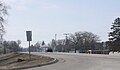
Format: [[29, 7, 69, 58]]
[[2, 0, 120, 47]]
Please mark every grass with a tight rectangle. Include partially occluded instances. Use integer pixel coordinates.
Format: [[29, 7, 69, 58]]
[[0, 53, 54, 70]]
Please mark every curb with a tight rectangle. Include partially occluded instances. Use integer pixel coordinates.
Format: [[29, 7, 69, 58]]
[[10, 58, 58, 70]]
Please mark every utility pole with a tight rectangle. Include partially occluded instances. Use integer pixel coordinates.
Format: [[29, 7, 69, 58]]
[[63, 33, 69, 52], [55, 34, 57, 41], [54, 34, 57, 52], [63, 33, 69, 40]]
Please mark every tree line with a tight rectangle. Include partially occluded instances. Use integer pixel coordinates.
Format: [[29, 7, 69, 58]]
[[49, 31, 108, 53], [0, 40, 22, 54]]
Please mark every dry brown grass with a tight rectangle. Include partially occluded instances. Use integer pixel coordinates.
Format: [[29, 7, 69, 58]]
[[0, 53, 54, 70]]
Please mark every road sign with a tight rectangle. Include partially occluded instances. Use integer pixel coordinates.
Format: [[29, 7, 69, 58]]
[[26, 31, 32, 60], [26, 31, 32, 41]]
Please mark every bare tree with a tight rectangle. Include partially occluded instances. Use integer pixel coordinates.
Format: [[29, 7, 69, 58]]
[[70, 31, 100, 53], [56, 39, 65, 52], [17, 40, 21, 47], [51, 39, 56, 49], [3, 41, 8, 54], [0, 1, 9, 42], [82, 31, 100, 50], [34, 42, 41, 52], [2, 40, 21, 53], [69, 32, 83, 53]]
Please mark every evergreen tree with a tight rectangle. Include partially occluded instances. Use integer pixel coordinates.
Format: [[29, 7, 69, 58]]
[[42, 41, 45, 46], [109, 17, 120, 52]]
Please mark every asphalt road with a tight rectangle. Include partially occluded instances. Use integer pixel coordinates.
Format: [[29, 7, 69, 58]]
[[24, 52, 120, 70]]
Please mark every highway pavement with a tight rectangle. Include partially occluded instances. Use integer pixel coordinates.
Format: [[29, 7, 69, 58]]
[[24, 52, 120, 70]]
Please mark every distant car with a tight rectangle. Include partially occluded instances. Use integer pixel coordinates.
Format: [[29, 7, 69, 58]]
[[46, 48, 53, 52]]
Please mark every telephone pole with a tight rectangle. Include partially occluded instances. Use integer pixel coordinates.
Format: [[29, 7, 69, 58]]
[[63, 33, 70, 52], [63, 33, 69, 40], [55, 34, 57, 41], [54, 34, 57, 52]]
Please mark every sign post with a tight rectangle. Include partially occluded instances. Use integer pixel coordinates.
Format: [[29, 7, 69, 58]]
[[26, 31, 32, 60]]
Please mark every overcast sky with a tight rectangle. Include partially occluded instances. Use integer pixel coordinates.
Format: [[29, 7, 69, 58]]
[[3, 0, 120, 47]]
